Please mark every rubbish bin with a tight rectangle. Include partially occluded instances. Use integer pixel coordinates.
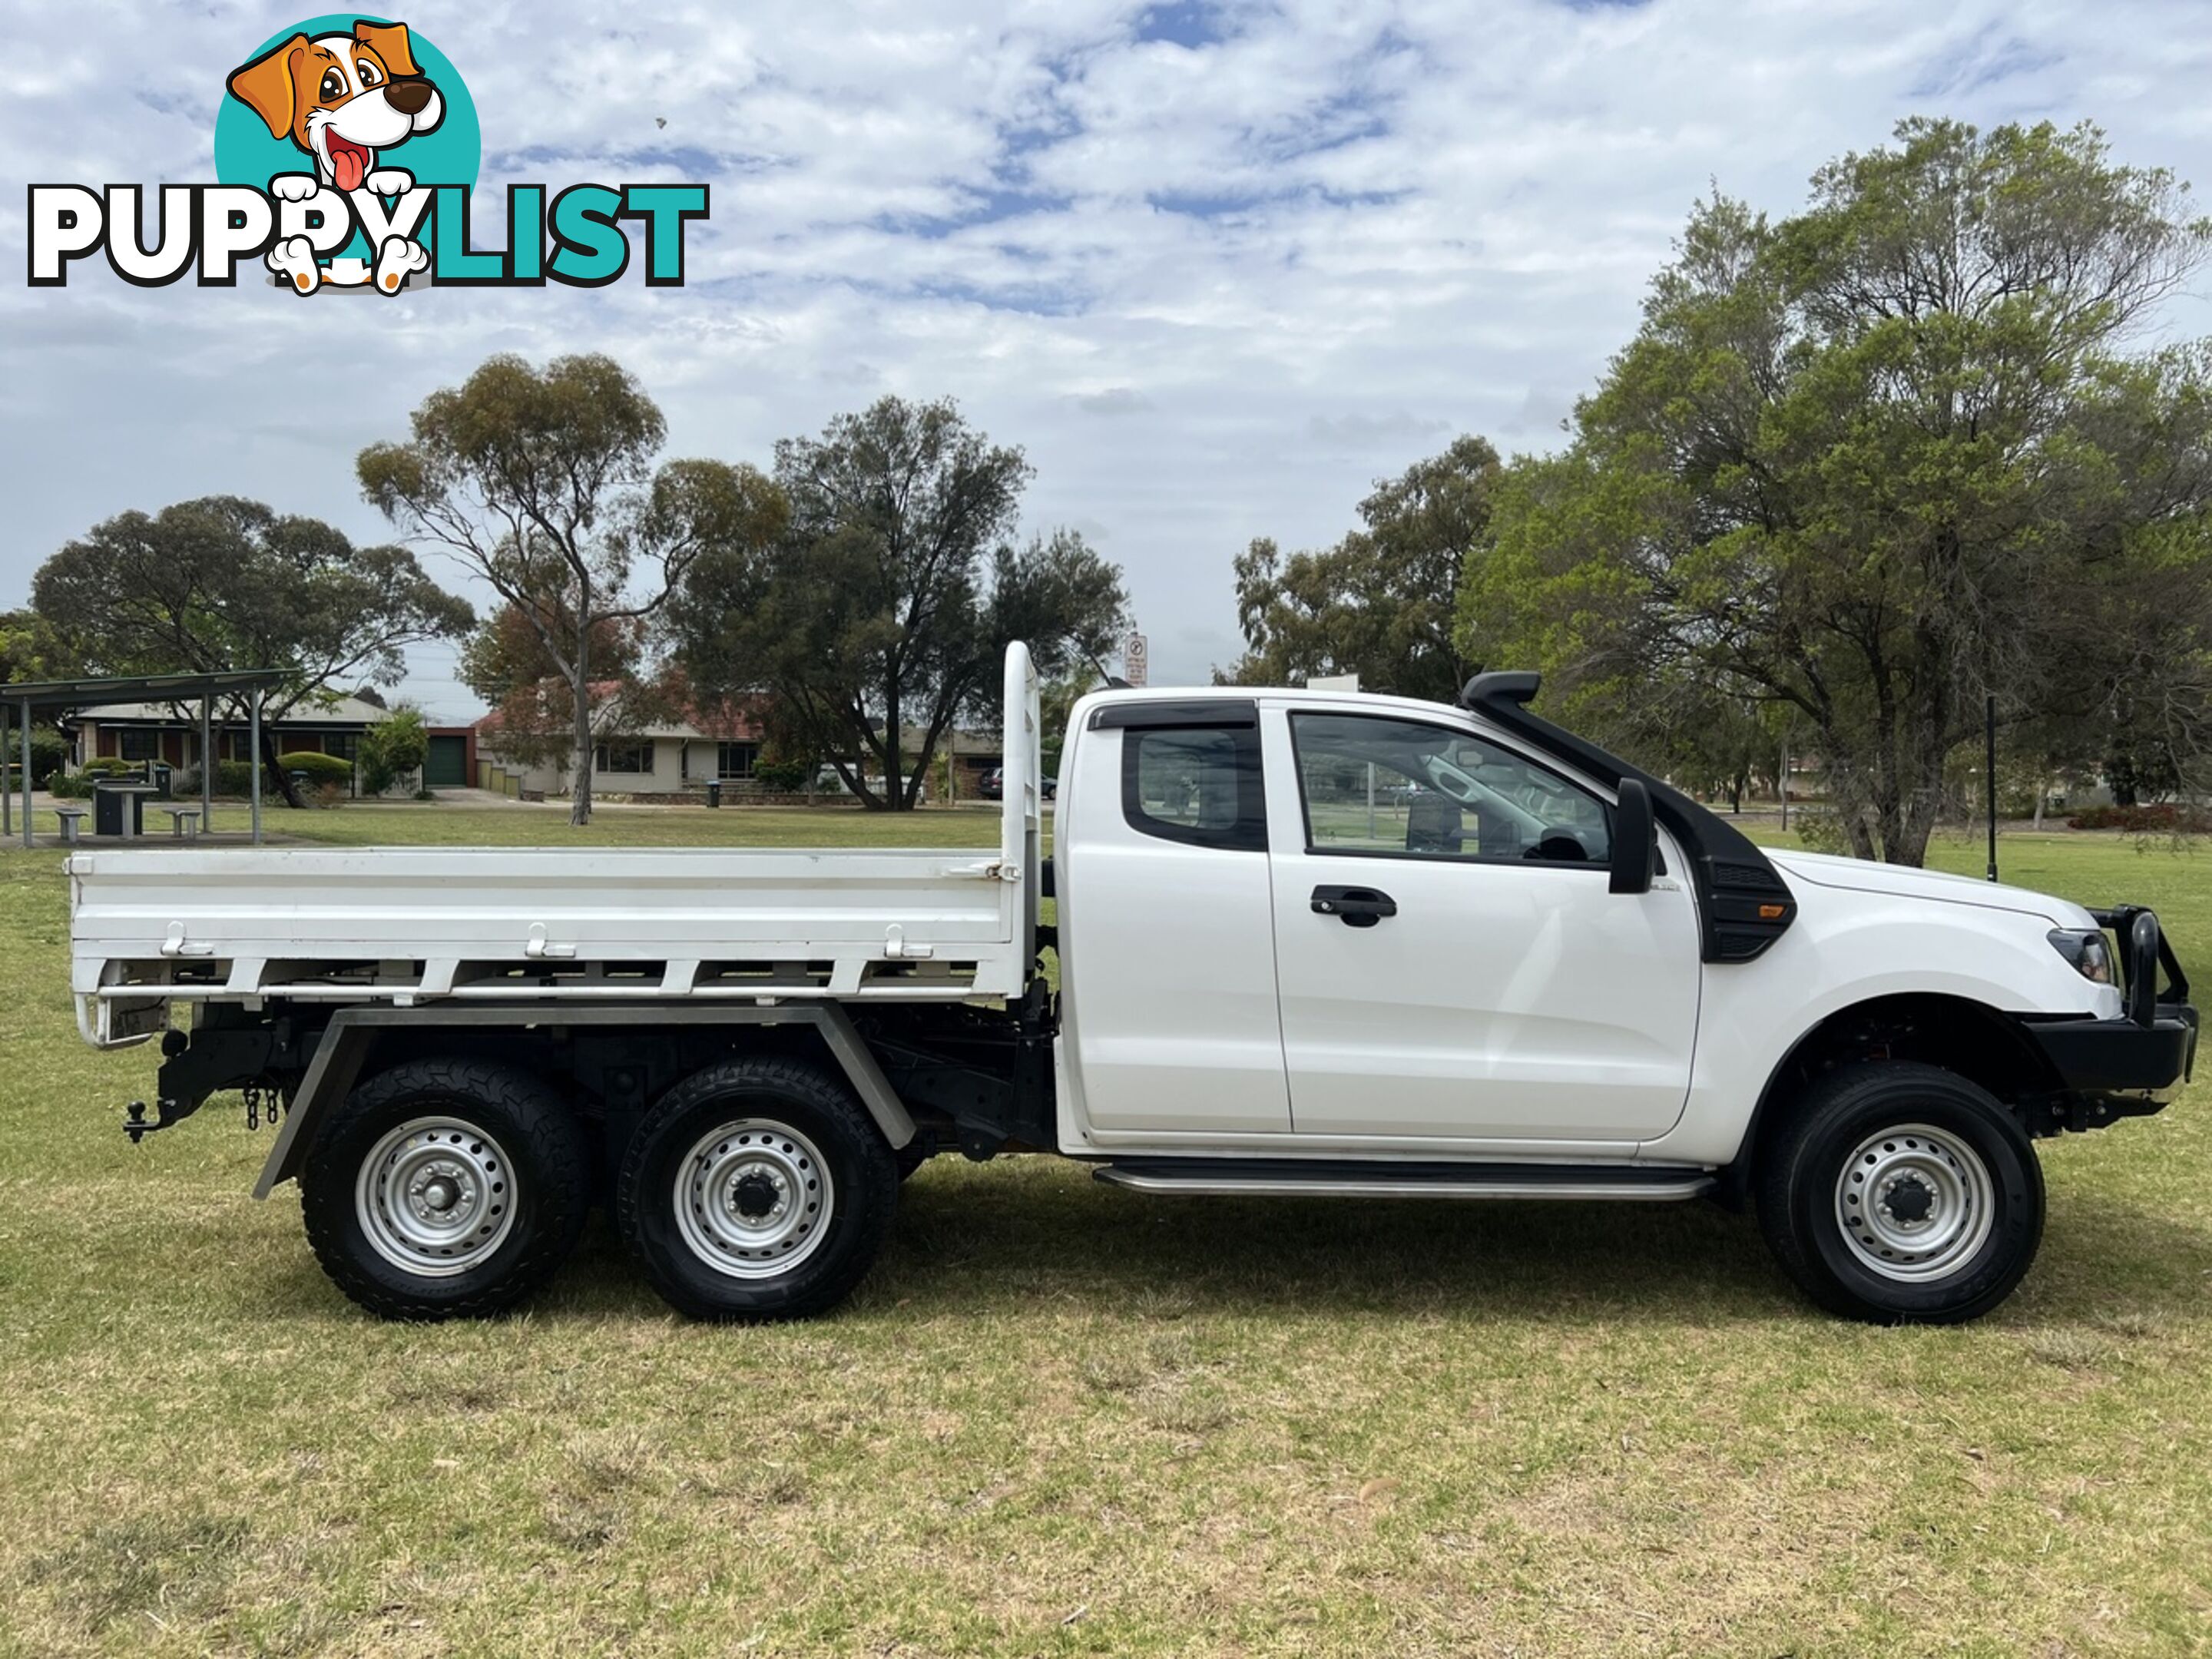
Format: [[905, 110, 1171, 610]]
[[706, 779, 722, 809], [149, 762, 173, 800], [92, 781, 146, 836]]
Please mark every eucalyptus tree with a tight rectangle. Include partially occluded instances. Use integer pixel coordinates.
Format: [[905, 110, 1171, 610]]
[[1465, 120, 2212, 863]]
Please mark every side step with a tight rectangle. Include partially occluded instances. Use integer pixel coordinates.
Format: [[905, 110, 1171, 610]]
[[1092, 1157, 1714, 1202]]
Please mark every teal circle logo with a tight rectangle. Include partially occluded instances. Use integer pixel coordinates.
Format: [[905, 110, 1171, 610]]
[[214, 15, 478, 267]]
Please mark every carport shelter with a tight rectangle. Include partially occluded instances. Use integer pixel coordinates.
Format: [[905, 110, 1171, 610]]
[[4, 669, 290, 849]]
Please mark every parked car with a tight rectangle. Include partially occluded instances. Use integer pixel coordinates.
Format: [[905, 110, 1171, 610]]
[[71, 647, 2195, 1326], [977, 767, 1052, 801]]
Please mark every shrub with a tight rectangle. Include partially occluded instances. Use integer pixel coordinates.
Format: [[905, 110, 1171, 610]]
[[752, 759, 810, 792], [2067, 803, 2212, 833], [45, 757, 144, 796], [358, 708, 429, 795], [180, 760, 286, 798], [166, 760, 287, 800], [5, 738, 73, 796], [28, 730, 68, 788], [277, 751, 355, 788], [1791, 808, 1857, 856]]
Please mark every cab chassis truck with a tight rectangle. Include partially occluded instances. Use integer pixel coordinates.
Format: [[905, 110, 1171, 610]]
[[70, 646, 2197, 1323]]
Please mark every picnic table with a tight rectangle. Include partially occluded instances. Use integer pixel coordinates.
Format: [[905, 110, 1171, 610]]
[[91, 780, 158, 837]]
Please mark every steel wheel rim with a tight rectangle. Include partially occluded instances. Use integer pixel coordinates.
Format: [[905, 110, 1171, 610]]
[[356, 1115, 518, 1277], [1833, 1121, 1995, 1283], [674, 1118, 833, 1280]]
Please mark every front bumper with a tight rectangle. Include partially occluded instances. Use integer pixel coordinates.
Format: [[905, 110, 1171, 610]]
[[2026, 1011, 2197, 1094], [2022, 905, 2197, 1128]]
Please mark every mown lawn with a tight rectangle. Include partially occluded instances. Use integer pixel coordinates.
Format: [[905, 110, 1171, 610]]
[[273, 798, 1015, 849], [1, 812, 2207, 1655]]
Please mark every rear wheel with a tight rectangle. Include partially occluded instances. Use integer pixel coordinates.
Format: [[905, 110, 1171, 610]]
[[1756, 1061, 2043, 1324], [300, 1058, 591, 1320], [616, 1058, 897, 1321]]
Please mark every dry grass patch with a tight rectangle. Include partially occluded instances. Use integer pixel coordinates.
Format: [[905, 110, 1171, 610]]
[[2, 828, 2210, 1654]]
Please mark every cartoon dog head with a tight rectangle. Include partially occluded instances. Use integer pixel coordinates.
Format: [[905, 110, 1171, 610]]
[[227, 21, 443, 194]]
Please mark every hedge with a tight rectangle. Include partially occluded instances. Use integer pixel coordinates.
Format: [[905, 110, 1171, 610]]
[[48, 757, 143, 799], [751, 759, 810, 792], [13, 730, 70, 788], [277, 751, 355, 786], [2067, 803, 2212, 833]]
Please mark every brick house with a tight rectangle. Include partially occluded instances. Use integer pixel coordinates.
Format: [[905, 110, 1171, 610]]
[[475, 694, 1005, 802], [64, 694, 478, 792]]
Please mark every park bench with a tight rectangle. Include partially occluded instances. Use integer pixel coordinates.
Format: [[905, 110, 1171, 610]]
[[154, 806, 203, 841], [52, 805, 88, 845]]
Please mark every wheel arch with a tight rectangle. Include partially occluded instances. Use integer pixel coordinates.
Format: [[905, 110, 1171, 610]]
[[253, 1005, 916, 1200], [1713, 992, 2065, 1210]]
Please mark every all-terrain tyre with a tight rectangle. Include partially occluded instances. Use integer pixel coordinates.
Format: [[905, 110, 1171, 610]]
[[616, 1057, 898, 1321], [300, 1058, 591, 1320], [1755, 1060, 2044, 1324]]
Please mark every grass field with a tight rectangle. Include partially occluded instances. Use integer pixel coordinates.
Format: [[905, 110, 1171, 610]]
[[2, 806, 2208, 1655], [202, 797, 1017, 849]]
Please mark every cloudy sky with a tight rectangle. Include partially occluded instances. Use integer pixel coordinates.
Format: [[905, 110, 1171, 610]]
[[7, 0, 2212, 718]]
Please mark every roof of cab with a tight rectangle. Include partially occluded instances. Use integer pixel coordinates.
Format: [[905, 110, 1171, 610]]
[[1074, 681, 1480, 727]]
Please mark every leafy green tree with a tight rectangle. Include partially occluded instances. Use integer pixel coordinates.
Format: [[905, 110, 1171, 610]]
[[1223, 435, 1501, 703], [359, 353, 785, 826], [457, 602, 682, 773], [2, 608, 82, 684], [1038, 669, 1108, 774], [1463, 120, 2212, 865], [0, 611, 81, 784], [30, 497, 472, 806], [672, 396, 1128, 810], [358, 705, 431, 796], [1662, 690, 1778, 813]]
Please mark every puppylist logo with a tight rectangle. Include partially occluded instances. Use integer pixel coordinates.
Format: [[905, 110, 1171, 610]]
[[28, 15, 708, 294]]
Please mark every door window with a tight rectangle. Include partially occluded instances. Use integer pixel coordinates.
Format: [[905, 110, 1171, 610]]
[[1290, 712, 1611, 866], [1122, 725, 1266, 852]]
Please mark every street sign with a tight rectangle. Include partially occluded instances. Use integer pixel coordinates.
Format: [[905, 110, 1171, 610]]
[[1124, 632, 1148, 687]]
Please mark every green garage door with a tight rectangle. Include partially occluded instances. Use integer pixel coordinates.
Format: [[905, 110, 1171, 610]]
[[424, 735, 469, 789]]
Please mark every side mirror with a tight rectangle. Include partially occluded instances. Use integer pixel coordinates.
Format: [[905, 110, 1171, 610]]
[[1610, 779, 1657, 896]]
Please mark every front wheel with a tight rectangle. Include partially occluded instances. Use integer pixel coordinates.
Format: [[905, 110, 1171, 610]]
[[616, 1058, 897, 1321], [1755, 1061, 2044, 1324]]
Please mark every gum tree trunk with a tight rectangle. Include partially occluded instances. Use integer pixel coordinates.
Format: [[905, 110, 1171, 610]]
[[568, 621, 593, 828]]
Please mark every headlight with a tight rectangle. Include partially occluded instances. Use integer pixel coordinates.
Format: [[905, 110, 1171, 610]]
[[2048, 928, 2114, 985]]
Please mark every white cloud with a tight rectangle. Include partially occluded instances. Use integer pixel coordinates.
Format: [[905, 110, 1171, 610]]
[[6, 0, 2212, 715]]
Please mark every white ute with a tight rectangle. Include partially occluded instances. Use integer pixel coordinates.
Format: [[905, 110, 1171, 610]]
[[71, 645, 2197, 1323]]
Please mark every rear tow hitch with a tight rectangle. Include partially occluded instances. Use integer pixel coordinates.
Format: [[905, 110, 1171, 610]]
[[122, 1098, 192, 1144]]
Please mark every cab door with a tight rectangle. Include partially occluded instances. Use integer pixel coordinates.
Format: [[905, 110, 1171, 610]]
[[1263, 705, 1700, 1148], [1056, 700, 1293, 1136]]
